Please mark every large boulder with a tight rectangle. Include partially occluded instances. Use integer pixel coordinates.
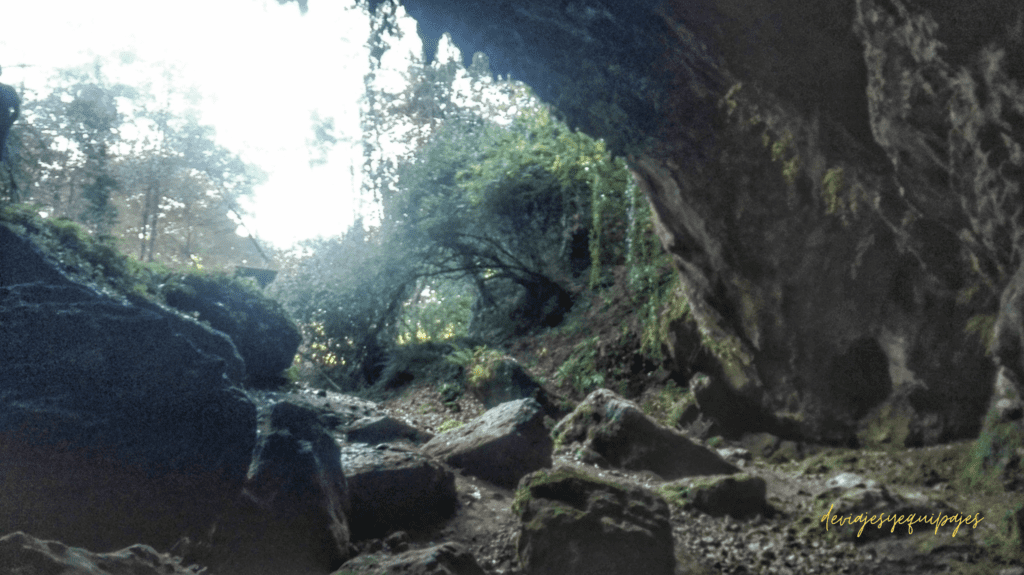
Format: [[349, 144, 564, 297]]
[[659, 473, 769, 519], [0, 218, 349, 574], [513, 466, 675, 575], [342, 443, 457, 539], [203, 399, 352, 575], [162, 272, 302, 389], [0, 281, 257, 554], [423, 398, 553, 488], [552, 389, 737, 479], [0, 532, 203, 575]]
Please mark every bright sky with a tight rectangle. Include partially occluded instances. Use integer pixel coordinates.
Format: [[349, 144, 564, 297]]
[[1, 0, 419, 248]]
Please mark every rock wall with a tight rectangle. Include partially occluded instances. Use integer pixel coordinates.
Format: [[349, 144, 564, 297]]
[[0, 217, 350, 574], [371, 0, 1024, 445]]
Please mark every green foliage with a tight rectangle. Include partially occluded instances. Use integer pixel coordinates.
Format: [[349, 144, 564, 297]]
[[0, 204, 168, 299], [555, 336, 606, 395], [822, 167, 846, 215], [396, 278, 474, 344], [453, 104, 632, 289], [437, 419, 465, 433], [622, 179, 689, 364], [640, 382, 696, 428], [964, 313, 997, 356], [446, 345, 506, 390], [961, 409, 1024, 493], [10, 63, 263, 268], [270, 221, 418, 389]]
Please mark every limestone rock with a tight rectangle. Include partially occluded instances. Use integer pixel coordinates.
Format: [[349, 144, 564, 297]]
[[345, 414, 435, 446], [660, 473, 769, 519], [205, 399, 352, 575], [0, 281, 257, 554], [814, 472, 946, 542], [690, 372, 784, 437], [994, 263, 1024, 378], [423, 398, 552, 488], [553, 389, 737, 479], [162, 272, 302, 388], [336, 542, 485, 575], [342, 443, 457, 539], [0, 221, 355, 575], [0, 532, 204, 575], [514, 466, 675, 575]]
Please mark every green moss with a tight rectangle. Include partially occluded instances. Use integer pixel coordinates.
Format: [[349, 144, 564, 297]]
[[822, 167, 846, 215], [555, 336, 605, 396], [987, 498, 1024, 564], [437, 419, 465, 433], [640, 383, 695, 428], [722, 82, 743, 116], [693, 321, 751, 393], [781, 156, 801, 186], [657, 483, 692, 509], [512, 466, 629, 517], [1, 204, 168, 300], [964, 313, 998, 357], [961, 410, 1024, 493], [858, 403, 913, 449], [769, 132, 793, 162]]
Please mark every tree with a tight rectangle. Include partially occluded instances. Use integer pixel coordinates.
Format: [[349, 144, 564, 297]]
[[6, 60, 267, 270], [270, 220, 420, 389]]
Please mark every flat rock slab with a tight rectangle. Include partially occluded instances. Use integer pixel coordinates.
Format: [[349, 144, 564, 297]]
[[659, 473, 768, 519], [423, 398, 552, 488], [345, 415, 434, 446], [342, 443, 457, 539], [514, 466, 675, 575], [335, 542, 485, 575], [0, 531, 204, 575], [553, 388, 738, 479]]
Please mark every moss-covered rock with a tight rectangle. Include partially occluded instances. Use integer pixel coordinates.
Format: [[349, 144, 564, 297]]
[[658, 473, 768, 519], [162, 271, 301, 389], [552, 388, 737, 479], [513, 466, 674, 575]]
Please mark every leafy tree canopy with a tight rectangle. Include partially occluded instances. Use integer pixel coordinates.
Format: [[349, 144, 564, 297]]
[[2, 60, 267, 270]]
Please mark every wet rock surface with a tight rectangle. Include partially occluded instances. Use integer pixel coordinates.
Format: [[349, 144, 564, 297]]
[[342, 442, 457, 540], [337, 541, 486, 575], [423, 398, 553, 488], [553, 388, 738, 478], [161, 272, 302, 389], [514, 466, 676, 575], [0, 532, 204, 575], [0, 280, 258, 555]]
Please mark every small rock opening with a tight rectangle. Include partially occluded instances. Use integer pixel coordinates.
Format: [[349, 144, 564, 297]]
[[826, 337, 893, 420]]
